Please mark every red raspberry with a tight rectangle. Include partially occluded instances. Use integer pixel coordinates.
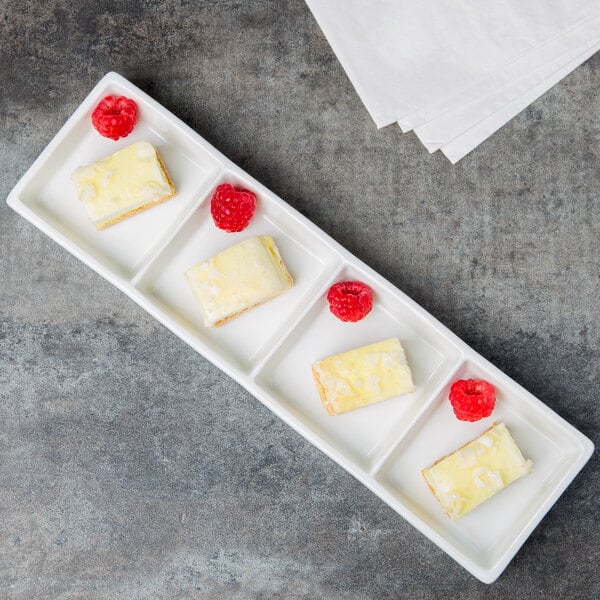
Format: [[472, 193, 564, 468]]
[[210, 183, 257, 232], [91, 95, 137, 140], [327, 281, 374, 322], [448, 379, 496, 422]]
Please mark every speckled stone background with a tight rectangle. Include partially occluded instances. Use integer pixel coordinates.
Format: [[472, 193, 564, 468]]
[[1, 1, 598, 598]]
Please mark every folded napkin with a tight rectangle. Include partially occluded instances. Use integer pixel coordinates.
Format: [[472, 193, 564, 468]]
[[441, 41, 600, 163], [306, 0, 600, 161], [414, 15, 600, 152]]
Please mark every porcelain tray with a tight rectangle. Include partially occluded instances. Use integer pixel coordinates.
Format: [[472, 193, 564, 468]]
[[6, 72, 593, 583]]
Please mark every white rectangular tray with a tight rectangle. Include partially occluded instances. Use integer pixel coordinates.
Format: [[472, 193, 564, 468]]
[[7, 72, 593, 583]]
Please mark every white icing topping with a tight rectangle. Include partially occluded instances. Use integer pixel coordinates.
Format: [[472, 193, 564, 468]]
[[472, 467, 504, 491], [456, 446, 477, 468]]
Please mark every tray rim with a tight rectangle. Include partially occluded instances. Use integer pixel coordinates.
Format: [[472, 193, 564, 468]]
[[6, 71, 594, 584]]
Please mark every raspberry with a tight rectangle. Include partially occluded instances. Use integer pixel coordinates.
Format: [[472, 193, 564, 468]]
[[448, 379, 496, 422], [91, 95, 137, 140], [327, 281, 374, 322], [210, 183, 257, 232]]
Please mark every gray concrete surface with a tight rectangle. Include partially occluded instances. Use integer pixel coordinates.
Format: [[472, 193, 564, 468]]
[[1, 1, 598, 598]]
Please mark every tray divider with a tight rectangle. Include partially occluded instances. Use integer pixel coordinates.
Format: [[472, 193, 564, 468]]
[[249, 260, 346, 379], [368, 356, 467, 477], [129, 166, 225, 286]]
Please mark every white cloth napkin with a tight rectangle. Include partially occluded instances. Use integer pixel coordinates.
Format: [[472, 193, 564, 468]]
[[306, 0, 600, 161]]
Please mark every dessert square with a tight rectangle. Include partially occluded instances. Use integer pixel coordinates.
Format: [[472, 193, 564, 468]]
[[311, 337, 415, 415], [72, 140, 176, 229], [422, 421, 533, 520], [185, 234, 293, 327]]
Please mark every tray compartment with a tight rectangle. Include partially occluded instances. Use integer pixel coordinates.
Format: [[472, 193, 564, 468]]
[[14, 77, 222, 279], [135, 169, 341, 373], [375, 357, 589, 574], [255, 263, 464, 470]]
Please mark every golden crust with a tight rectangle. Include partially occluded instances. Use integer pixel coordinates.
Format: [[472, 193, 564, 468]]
[[155, 148, 176, 193], [95, 146, 176, 230], [421, 421, 500, 520], [311, 365, 336, 415]]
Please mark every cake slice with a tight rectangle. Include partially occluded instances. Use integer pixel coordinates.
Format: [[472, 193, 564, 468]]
[[72, 140, 175, 229], [311, 338, 415, 415], [185, 234, 293, 327], [422, 422, 533, 520]]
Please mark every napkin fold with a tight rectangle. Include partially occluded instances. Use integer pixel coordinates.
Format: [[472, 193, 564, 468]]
[[414, 14, 600, 152], [441, 42, 600, 163], [306, 0, 600, 162]]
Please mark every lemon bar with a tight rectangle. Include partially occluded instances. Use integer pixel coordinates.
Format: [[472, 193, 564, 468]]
[[185, 235, 293, 327], [422, 422, 533, 520], [72, 140, 175, 229], [311, 338, 415, 415]]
